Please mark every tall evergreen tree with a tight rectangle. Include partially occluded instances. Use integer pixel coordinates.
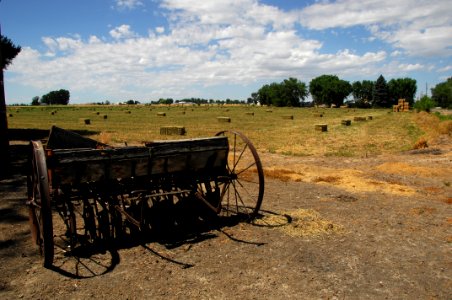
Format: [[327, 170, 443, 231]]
[[372, 75, 389, 107]]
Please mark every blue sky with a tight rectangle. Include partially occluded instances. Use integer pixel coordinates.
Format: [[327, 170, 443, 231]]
[[1, 0, 451, 104]]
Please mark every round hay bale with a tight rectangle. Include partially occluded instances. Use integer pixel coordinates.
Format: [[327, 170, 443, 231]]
[[157, 112, 166, 117]]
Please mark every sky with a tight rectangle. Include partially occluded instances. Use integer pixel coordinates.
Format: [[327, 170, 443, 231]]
[[1, 0, 451, 104]]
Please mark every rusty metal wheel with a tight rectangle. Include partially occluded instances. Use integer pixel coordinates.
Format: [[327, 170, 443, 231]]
[[27, 141, 54, 268], [215, 130, 264, 221]]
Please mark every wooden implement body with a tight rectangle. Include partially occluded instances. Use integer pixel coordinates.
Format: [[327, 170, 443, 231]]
[[48, 136, 229, 186]]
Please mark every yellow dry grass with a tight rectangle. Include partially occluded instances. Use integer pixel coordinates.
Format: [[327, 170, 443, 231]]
[[254, 209, 344, 237], [376, 162, 450, 178], [413, 112, 452, 143], [264, 165, 416, 196]]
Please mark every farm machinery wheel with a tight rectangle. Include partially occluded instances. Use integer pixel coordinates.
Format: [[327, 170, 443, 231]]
[[27, 141, 54, 268], [215, 130, 264, 221]]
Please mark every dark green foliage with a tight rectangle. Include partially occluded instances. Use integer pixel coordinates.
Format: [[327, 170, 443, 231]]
[[309, 75, 351, 107], [352, 80, 374, 108], [372, 75, 389, 107], [256, 77, 308, 107], [41, 89, 70, 105], [414, 95, 436, 112], [431, 77, 452, 108], [388, 78, 417, 106], [31, 96, 40, 106], [1, 34, 21, 70]]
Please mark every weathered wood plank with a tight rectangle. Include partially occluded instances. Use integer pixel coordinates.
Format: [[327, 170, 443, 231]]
[[46, 126, 104, 149], [48, 136, 229, 184]]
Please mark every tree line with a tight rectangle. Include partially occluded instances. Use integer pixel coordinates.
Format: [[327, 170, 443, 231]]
[[32, 89, 71, 105], [250, 75, 451, 109]]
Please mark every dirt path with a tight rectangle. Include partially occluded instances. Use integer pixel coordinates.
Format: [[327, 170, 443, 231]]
[[1, 140, 451, 299]]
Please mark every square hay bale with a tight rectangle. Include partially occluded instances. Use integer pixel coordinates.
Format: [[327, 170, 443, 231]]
[[282, 115, 294, 120], [245, 112, 254, 116], [266, 110, 273, 113], [313, 113, 323, 117], [341, 120, 351, 126], [157, 112, 166, 117], [315, 124, 328, 132], [217, 116, 231, 123], [160, 126, 186, 135], [353, 116, 366, 122]]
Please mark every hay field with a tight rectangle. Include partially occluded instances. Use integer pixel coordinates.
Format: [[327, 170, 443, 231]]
[[7, 105, 425, 156]]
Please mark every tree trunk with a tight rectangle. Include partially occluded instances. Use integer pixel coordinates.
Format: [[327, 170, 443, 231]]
[[0, 26, 10, 179]]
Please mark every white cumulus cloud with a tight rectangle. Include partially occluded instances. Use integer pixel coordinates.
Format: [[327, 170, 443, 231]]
[[6, 0, 447, 102]]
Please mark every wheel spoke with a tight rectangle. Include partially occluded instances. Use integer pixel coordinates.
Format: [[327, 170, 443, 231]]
[[215, 130, 264, 220]]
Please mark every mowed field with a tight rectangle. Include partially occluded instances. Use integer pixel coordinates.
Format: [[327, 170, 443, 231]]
[[6, 105, 424, 157]]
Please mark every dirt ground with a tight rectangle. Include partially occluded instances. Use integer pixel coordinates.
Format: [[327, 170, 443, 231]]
[[0, 135, 451, 299]]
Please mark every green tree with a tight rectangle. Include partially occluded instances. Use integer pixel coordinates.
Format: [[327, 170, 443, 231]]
[[388, 78, 417, 106], [41, 89, 70, 105], [1, 34, 21, 70], [31, 96, 40, 106], [255, 78, 308, 107], [414, 95, 436, 112], [309, 75, 351, 107], [256, 84, 272, 106], [126, 99, 140, 105], [431, 77, 452, 108], [372, 75, 389, 107], [280, 77, 308, 107], [352, 80, 374, 108]]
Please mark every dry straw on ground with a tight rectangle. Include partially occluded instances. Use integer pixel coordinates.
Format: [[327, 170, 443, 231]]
[[254, 209, 344, 237]]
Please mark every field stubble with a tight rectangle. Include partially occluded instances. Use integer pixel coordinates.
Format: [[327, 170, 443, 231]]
[[7, 105, 427, 157]]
